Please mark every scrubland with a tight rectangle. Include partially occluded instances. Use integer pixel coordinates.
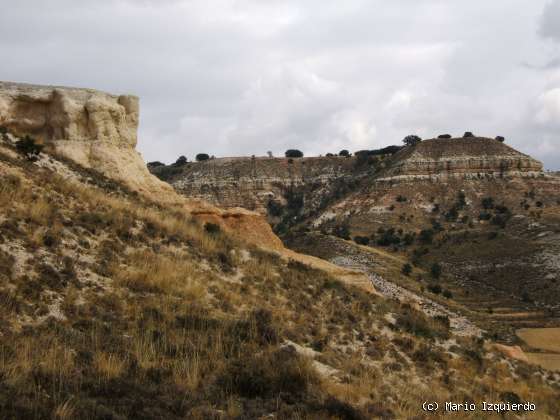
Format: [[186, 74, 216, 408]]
[[0, 140, 559, 419]]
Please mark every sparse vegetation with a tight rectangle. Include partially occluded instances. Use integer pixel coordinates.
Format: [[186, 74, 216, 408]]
[[16, 135, 43, 160], [285, 149, 303, 158], [402, 134, 422, 146], [195, 153, 210, 161], [401, 263, 412, 276]]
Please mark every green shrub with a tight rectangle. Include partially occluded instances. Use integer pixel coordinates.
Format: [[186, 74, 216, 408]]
[[204, 222, 221, 235], [402, 135, 422, 146], [267, 200, 283, 217], [196, 153, 210, 161], [175, 155, 187, 166], [353, 236, 370, 246], [401, 263, 412, 276], [418, 229, 434, 244], [285, 149, 304, 158], [16, 135, 43, 160], [430, 263, 442, 279], [481, 197, 494, 209], [427, 283, 442, 294]]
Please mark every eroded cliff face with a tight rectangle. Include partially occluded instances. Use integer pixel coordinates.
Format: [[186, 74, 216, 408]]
[[379, 137, 543, 181], [152, 156, 373, 230], [0, 81, 280, 248], [0, 81, 175, 198], [0, 81, 376, 288]]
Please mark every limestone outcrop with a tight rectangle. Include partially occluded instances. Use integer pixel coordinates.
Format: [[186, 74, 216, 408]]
[[152, 156, 367, 215], [379, 137, 543, 181], [0, 81, 375, 289], [0, 81, 275, 245], [0, 81, 174, 197]]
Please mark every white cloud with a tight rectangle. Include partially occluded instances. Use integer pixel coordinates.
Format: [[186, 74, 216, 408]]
[[536, 88, 560, 125], [0, 0, 559, 168]]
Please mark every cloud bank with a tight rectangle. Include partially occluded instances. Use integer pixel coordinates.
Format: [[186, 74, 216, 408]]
[[0, 0, 559, 169]]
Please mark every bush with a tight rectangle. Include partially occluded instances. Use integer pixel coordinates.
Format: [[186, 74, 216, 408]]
[[479, 212, 492, 221], [456, 191, 467, 209], [445, 206, 458, 222], [463, 131, 475, 137], [333, 225, 350, 240], [396, 306, 449, 339], [376, 228, 400, 246], [443, 289, 453, 299], [402, 233, 414, 246], [195, 153, 210, 162], [396, 195, 407, 203], [402, 135, 422, 146], [175, 155, 187, 166], [495, 136, 505, 142], [218, 347, 317, 399], [430, 263, 442, 279], [147, 161, 165, 168], [418, 229, 434, 244], [267, 200, 283, 217], [438, 134, 452, 139], [338, 149, 350, 157], [482, 197, 494, 209], [285, 149, 304, 158], [401, 263, 412, 276], [353, 236, 370, 246], [428, 283, 442, 294], [15, 135, 43, 160], [204, 222, 221, 235]]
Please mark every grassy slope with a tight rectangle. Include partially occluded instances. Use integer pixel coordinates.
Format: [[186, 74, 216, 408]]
[[1, 142, 560, 418]]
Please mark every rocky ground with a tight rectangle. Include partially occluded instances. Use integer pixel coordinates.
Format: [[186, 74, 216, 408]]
[[330, 254, 482, 337]]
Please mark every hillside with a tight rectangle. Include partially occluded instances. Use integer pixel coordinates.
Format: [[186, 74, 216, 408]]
[[150, 154, 377, 233], [157, 136, 560, 369], [2, 83, 560, 418], [379, 137, 543, 180]]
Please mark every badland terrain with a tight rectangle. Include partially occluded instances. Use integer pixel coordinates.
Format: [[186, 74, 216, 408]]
[[1, 81, 559, 419]]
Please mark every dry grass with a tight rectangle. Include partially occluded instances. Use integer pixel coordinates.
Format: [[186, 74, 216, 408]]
[[93, 352, 126, 381], [517, 328, 560, 353], [1, 145, 560, 418]]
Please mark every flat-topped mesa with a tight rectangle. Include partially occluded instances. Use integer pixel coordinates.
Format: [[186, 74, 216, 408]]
[[379, 137, 544, 181]]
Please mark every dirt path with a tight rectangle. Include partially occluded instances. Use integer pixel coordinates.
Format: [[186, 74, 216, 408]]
[[330, 254, 482, 337]]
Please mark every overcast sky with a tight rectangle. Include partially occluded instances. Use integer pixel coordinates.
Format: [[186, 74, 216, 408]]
[[1, 1, 559, 169]]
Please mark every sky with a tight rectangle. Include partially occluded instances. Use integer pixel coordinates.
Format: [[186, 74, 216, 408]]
[[1, 1, 559, 169]]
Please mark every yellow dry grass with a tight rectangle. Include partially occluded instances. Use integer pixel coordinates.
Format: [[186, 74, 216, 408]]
[[93, 352, 126, 381], [517, 328, 560, 353], [525, 353, 560, 372]]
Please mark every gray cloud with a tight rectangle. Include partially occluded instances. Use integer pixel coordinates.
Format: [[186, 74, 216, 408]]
[[0, 0, 559, 169]]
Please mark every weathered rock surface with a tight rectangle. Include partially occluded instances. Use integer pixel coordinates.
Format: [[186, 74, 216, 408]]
[[152, 155, 368, 215], [379, 137, 543, 180], [0, 81, 374, 289], [0, 81, 172, 197]]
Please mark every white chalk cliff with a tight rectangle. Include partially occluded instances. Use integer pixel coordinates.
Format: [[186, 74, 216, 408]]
[[0, 81, 172, 197]]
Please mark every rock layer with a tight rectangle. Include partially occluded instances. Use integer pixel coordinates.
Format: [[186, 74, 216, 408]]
[[0, 81, 376, 289], [379, 137, 543, 180], [155, 156, 365, 214], [0, 81, 172, 197]]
